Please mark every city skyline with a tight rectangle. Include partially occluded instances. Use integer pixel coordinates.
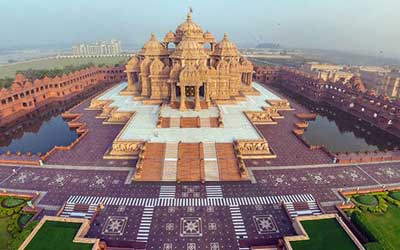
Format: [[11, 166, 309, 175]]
[[1, 0, 400, 59]]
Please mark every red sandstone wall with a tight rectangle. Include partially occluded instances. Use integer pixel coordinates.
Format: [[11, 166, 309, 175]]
[[0, 65, 126, 125], [260, 66, 400, 137]]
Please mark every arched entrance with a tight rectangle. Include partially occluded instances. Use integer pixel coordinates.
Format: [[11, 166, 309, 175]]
[[199, 85, 205, 97]]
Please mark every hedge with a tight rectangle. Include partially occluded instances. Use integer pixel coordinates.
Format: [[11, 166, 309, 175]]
[[351, 208, 395, 250]]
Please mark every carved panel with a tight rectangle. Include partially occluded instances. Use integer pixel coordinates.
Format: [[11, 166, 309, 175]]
[[234, 139, 275, 159], [266, 99, 293, 111], [244, 111, 276, 124], [109, 141, 144, 156], [108, 111, 134, 123], [87, 99, 110, 110]]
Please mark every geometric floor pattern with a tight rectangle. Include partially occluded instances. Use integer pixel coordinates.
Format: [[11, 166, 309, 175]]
[[67, 193, 316, 207]]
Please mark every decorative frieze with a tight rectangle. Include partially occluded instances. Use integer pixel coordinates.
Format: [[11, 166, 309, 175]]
[[108, 141, 144, 157], [106, 111, 134, 124], [266, 99, 294, 111], [261, 106, 284, 119], [244, 111, 277, 125], [234, 139, 276, 159], [86, 99, 111, 110]]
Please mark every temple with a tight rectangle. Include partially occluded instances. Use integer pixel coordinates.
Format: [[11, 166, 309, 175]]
[[124, 12, 254, 111]]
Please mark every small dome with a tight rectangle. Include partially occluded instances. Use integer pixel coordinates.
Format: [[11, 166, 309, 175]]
[[214, 33, 239, 57], [164, 31, 176, 42], [140, 33, 167, 56], [203, 31, 215, 41]]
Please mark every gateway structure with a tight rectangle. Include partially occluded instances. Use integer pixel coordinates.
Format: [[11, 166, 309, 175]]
[[123, 12, 254, 111]]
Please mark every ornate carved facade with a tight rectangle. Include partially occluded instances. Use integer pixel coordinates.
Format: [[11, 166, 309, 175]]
[[124, 12, 254, 111], [234, 139, 276, 159]]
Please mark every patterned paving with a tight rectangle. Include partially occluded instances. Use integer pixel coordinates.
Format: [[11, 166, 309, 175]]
[[229, 205, 248, 239], [66, 193, 316, 207], [206, 185, 223, 198], [159, 186, 176, 198], [136, 206, 155, 242]]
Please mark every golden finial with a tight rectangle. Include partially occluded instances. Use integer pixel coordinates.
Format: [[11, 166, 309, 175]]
[[187, 7, 193, 22], [150, 32, 156, 41], [223, 33, 229, 40]]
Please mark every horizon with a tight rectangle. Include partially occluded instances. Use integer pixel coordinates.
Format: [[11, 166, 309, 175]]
[[1, 0, 400, 60]]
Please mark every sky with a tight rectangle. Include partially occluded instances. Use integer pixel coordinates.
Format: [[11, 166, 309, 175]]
[[1, 0, 399, 58]]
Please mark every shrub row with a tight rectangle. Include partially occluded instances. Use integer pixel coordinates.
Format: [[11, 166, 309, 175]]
[[351, 211, 395, 250], [353, 194, 388, 214], [7, 221, 38, 250]]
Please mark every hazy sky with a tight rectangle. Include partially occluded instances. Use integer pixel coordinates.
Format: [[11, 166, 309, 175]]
[[1, 0, 399, 58]]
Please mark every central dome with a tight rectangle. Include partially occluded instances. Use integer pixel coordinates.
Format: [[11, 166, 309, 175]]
[[175, 12, 204, 42], [171, 30, 208, 59]]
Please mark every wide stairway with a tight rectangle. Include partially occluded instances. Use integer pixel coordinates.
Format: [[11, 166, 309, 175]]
[[199, 117, 211, 128], [137, 143, 165, 181], [203, 142, 219, 181], [136, 142, 243, 182], [162, 143, 178, 181], [169, 117, 180, 128], [177, 143, 203, 181], [216, 143, 242, 181]]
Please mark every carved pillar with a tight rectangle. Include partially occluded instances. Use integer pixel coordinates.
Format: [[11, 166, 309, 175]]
[[140, 75, 148, 96], [170, 82, 176, 103], [127, 71, 138, 94], [195, 86, 201, 111], [127, 71, 133, 89], [205, 83, 210, 103], [179, 84, 186, 111]]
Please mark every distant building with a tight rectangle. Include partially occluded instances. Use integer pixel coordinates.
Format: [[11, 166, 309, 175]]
[[300, 63, 354, 83], [72, 40, 122, 56]]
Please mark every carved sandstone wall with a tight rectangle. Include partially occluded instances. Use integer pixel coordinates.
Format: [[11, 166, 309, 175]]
[[0, 65, 126, 126]]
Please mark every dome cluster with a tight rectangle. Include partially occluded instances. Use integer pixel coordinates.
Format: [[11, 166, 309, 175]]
[[138, 11, 240, 58]]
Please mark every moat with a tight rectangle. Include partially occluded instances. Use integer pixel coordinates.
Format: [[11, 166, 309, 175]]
[[273, 84, 400, 153], [0, 111, 78, 155]]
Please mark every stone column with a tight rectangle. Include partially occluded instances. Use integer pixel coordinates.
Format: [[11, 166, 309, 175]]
[[170, 82, 176, 103], [127, 72, 134, 90], [195, 86, 201, 111], [127, 72, 138, 94], [205, 83, 210, 103], [179, 84, 186, 111]]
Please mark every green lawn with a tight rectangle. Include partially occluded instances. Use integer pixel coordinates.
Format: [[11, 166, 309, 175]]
[[0, 217, 11, 250], [354, 195, 378, 206], [25, 221, 93, 250], [360, 204, 400, 248], [389, 191, 400, 201], [2, 197, 26, 208], [0, 56, 130, 78], [290, 218, 359, 250]]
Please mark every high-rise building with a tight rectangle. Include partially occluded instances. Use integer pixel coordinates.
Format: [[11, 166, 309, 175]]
[[72, 40, 122, 56]]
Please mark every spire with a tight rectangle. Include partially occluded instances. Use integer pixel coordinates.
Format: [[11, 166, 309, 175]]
[[223, 33, 229, 41], [150, 32, 157, 41], [186, 11, 192, 22]]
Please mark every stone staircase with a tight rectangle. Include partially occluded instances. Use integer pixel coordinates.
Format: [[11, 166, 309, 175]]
[[203, 142, 219, 181], [60, 202, 97, 220], [199, 117, 211, 128], [284, 200, 322, 219], [169, 117, 180, 128], [162, 143, 178, 181]]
